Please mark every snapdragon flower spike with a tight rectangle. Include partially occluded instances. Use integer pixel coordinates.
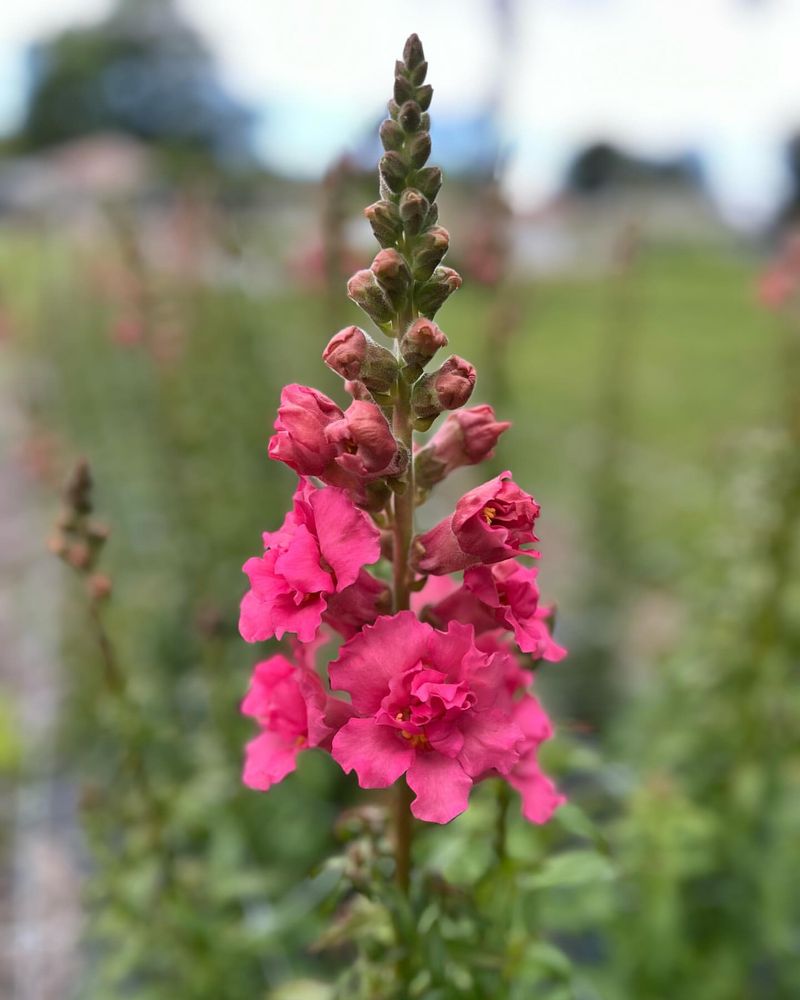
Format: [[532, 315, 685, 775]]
[[242, 654, 353, 790], [414, 404, 510, 491], [413, 471, 541, 575], [239, 478, 381, 643]]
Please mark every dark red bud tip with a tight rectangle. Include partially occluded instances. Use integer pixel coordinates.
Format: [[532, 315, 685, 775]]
[[403, 34, 425, 70]]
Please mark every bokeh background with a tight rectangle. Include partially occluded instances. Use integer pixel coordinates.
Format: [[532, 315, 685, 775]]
[[1, 1, 799, 998]]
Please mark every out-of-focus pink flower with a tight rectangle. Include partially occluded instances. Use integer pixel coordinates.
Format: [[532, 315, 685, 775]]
[[239, 478, 381, 643], [429, 561, 566, 661], [325, 401, 408, 482], [413, 472, 540, 575], [504, 695, 565, 824], [415, 405, 510, 489], [329, 612, 524, 824], [242, 654, 353, 790]]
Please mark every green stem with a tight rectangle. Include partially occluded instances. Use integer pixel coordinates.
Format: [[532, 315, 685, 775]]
[[392, 306, 416, 892]]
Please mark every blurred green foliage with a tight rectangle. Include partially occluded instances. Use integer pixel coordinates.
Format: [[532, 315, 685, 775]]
[[3, 219, 798, 998]]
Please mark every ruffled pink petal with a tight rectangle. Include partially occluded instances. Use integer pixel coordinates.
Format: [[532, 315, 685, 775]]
[[458, 710, 522, 777], [309, 487, 381, 590], [328, 612, 429, 714], [273, 523, 333, 595], [513, 694, 554, 744], [406, 753, 473, 823], [242, 731, 299, 791], [507, 755, 565, 824], [267, 591, 327, 643], [297, 668, 354, 751], [331, 718, 414, 788]]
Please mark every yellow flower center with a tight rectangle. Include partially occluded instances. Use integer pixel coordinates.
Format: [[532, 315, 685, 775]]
[[483, 505, 497, 524]]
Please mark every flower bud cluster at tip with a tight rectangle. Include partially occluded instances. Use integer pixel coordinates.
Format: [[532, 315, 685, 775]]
[[49, 458, 112, 603], [328, 34, 475, 445]]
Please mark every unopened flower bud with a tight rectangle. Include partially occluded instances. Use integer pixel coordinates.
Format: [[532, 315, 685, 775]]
[[403, 33, 426, 71], [416, 84, 433, 111], [399, 189, 430, 236], [323, 326, 399, 394], [364, 200, 402, 248], [347, 269, 395, 327], [399, 318, 448, 372], [379, 118, 404, 152], [411, 355, 476, 422], [48, 533, 68, 558], [379, 151, 407, 193], [416, 266, 462, 318], [398, 100, 422, 133], [408, 61, 428, 87], [414, 405, 511, 489], [87, 573, 112, 602], [412, 226, 450, 281], [407, 132, 432, 169], [414, 166, 442, 202], [371, 248, 411, 308], [67, 540, 92, 571], [394, 75, 415, 106]]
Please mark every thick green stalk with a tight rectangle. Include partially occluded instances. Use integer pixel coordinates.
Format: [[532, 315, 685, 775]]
[[392, 307, 416, 893]]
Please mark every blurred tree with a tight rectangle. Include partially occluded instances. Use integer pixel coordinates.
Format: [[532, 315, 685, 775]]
[[17, 0, 254, 167]]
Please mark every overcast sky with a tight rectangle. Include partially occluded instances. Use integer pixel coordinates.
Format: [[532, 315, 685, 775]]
[[2, 0, 800, 227]]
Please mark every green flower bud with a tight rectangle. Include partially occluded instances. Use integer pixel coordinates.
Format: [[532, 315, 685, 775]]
[[364, 200, 402, 248], [347, 269, 394, 327], [412, 226, 450, 281], [379, 151, 407, 194], [398, 100, 422, 133], [379, 118, 405, 152], [414, 166, 442, 202], [394, 74, 415, 105], [399, 189, 430, 236], [416, 266, 462, 319], [407, 132, 432, 169], [416, 84, 433, 111]]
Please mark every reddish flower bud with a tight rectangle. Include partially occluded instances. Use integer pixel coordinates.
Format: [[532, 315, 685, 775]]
[[347, 269, 394, 327], [415, 405, 511, 490], [403, 33, 426, 71], [399, 317, 448, 371], [411, 355, 476, 422], [323, 326, 399, 394], [416, 266, 462, 319], [370, 249, 412, 308], [325, 401, 409, 482], [87, 572, 113, 602]]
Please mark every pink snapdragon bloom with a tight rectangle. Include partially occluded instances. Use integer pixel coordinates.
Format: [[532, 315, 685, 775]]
[[242, 654, 352, 790], [413, 472, 540, 575], [505, 695, 565, 824], [329, 612, 524, 824], [325, 400, 408, 481], [268, 384, 343, 478], [415, 405, 511, 489], [428, 561, 566, 661], [240, 479, 381, 643]]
